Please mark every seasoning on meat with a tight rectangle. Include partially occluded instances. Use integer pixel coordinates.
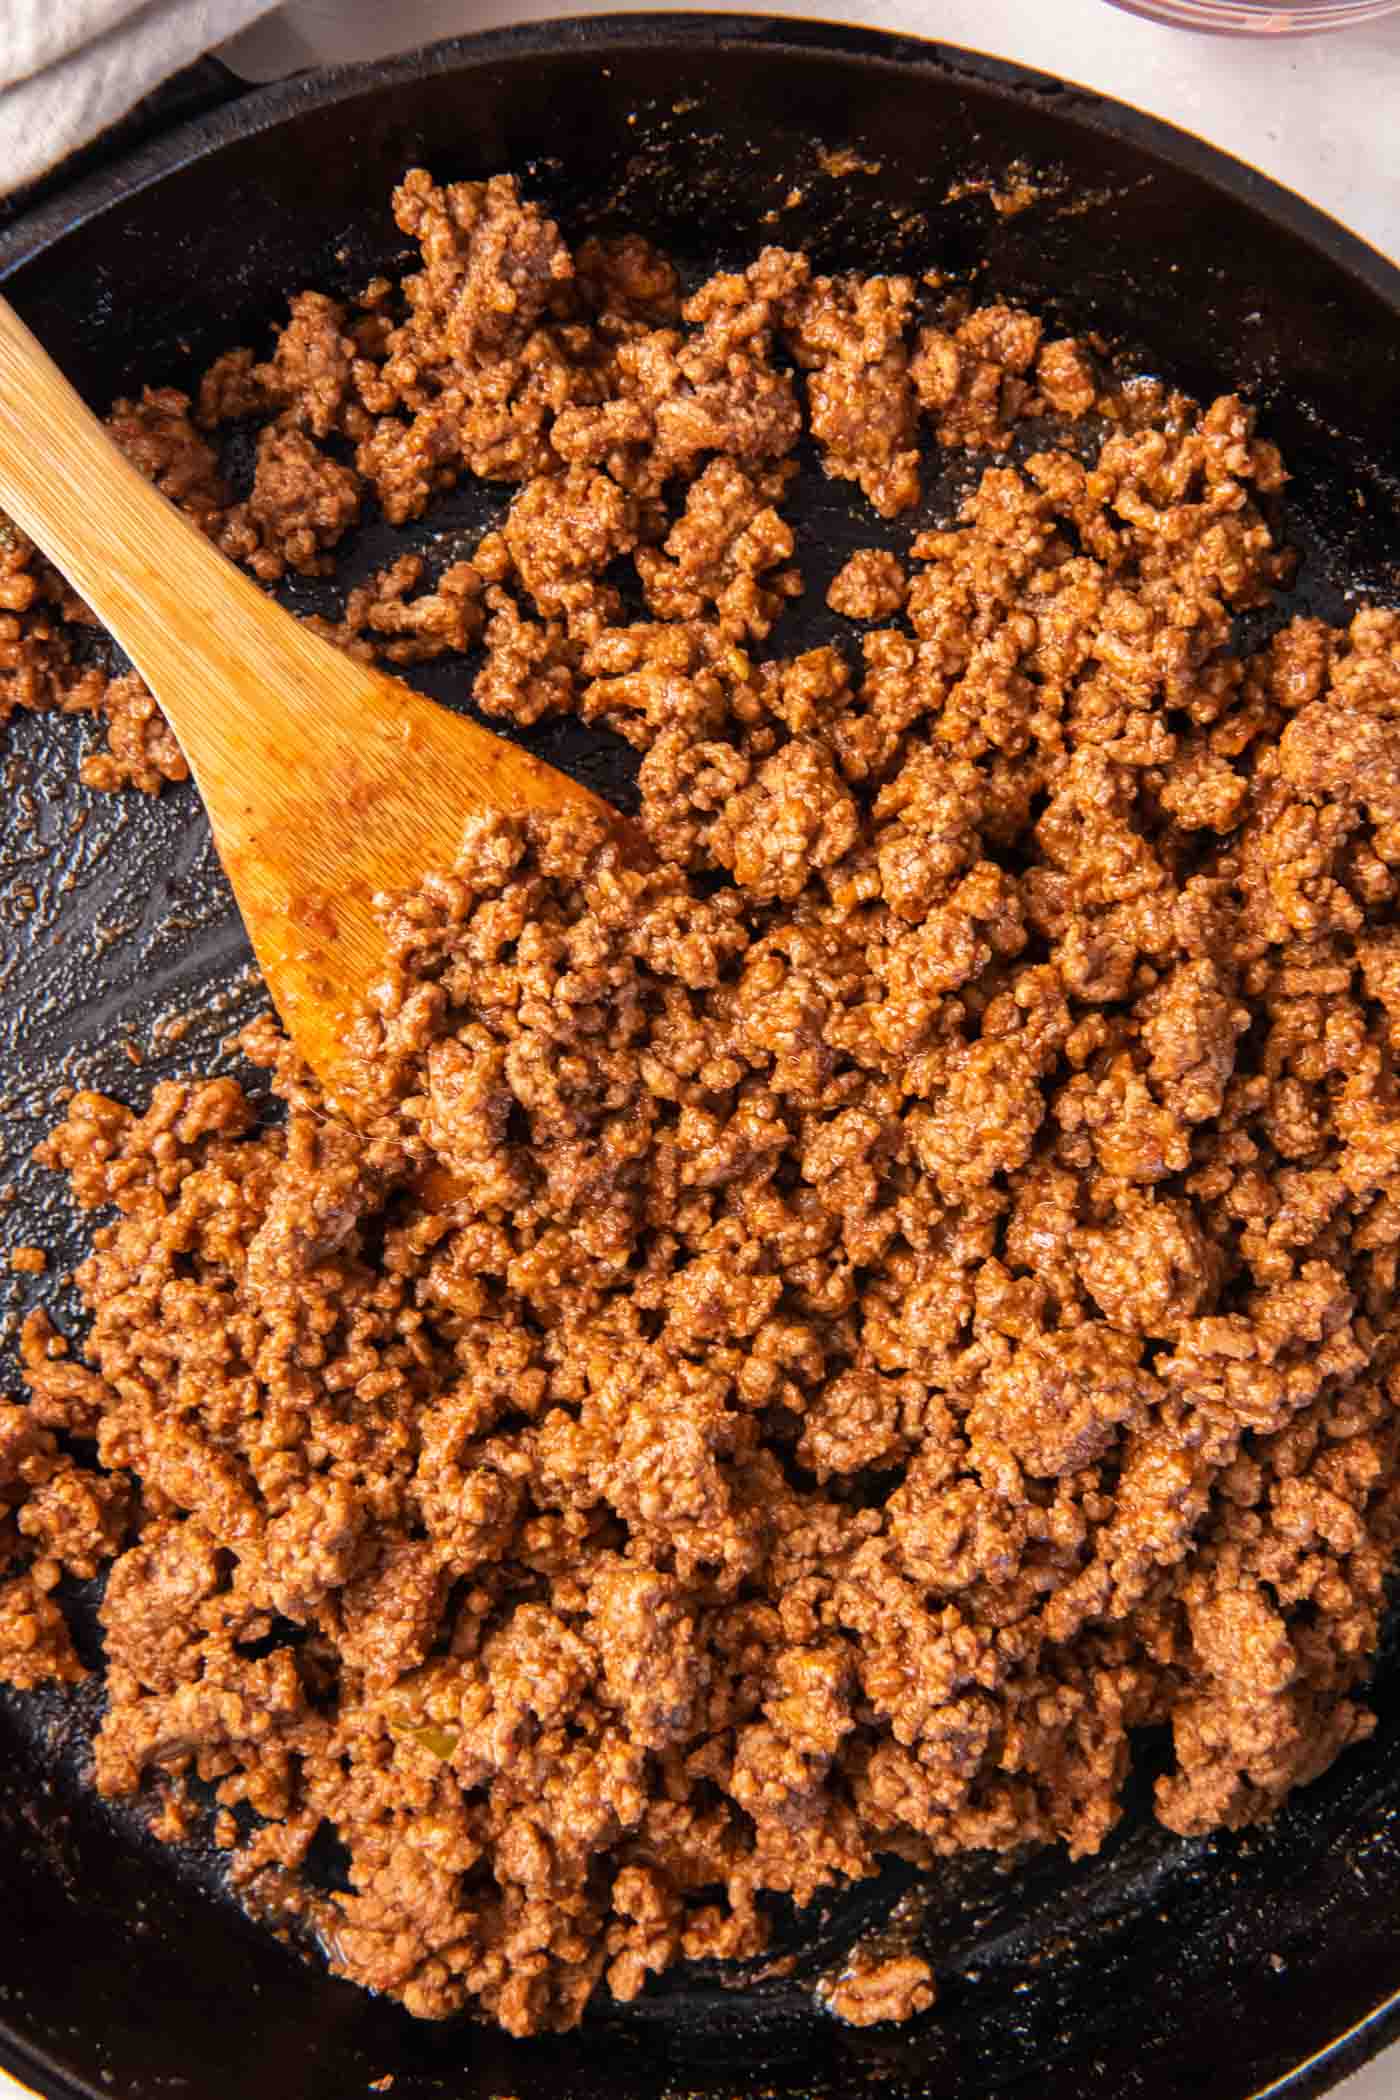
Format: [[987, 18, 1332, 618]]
[[3, 169, 1400, 2041]]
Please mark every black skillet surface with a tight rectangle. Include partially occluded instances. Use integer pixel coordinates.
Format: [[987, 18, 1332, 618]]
[[1, 18, 1400, 2100]]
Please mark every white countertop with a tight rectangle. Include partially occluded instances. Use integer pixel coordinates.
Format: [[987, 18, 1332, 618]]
[[4, 4, 1398, 2097]]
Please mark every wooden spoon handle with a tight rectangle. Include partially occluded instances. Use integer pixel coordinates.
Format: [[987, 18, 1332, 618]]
[[0, 295, 584, 824], [0, 295, 290, 734]]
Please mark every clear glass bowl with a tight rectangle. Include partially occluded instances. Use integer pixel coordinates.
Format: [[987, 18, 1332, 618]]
[[1107, 0, 1400, 30]]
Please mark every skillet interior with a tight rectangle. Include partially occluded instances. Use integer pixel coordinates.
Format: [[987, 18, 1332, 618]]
[[1, 19, 1399, 2100]]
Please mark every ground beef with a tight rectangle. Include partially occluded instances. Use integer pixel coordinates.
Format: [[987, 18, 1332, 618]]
[[3, 168, 1400, 2042], [827, 547, 907, 622]]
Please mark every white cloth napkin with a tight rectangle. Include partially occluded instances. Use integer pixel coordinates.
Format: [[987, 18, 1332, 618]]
[[0, 0, 282, 195]]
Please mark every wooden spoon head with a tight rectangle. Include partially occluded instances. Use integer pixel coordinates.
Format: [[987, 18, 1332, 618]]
[[201, 650, 610, 1113]]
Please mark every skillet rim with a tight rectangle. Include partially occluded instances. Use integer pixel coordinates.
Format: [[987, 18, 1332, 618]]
[[0, 17, 1398, 2100], [0, 9, 1398, 302]]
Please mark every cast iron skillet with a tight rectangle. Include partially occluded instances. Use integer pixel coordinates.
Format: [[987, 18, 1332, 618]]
[[1, 17, 1399, 2100]]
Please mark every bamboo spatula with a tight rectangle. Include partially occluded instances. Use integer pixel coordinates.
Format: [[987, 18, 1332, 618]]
[[0, 295, 609, 1109]]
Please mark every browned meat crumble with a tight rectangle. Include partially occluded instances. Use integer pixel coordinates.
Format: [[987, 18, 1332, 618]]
[[3, 169, 1400, 2040]]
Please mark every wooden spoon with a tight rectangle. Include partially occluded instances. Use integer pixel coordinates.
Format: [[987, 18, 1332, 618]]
[[0, 295, 609, 1110]]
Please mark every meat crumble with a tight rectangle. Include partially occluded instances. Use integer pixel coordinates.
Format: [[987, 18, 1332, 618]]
[[3, 169, 1400, 2038]]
